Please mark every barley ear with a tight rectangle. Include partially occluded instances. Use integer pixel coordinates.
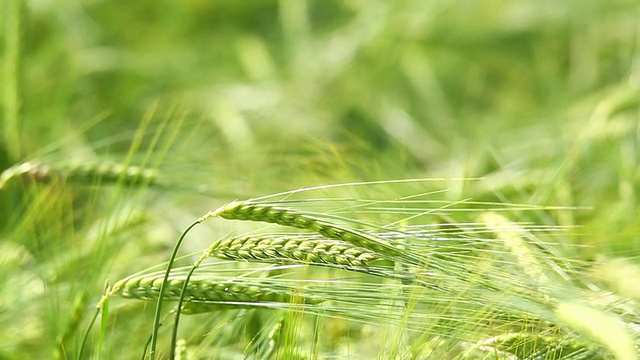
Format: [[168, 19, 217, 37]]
[[461, 332, 600, 359], [0, 160, 162, 189], [111, 271, 325, 307], [209, 235, 384, 266], [206, 235, 431, 287], [212, 201, 407, 260]]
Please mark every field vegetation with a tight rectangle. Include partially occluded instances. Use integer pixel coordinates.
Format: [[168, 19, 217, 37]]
[[1, 1, 640, 359]]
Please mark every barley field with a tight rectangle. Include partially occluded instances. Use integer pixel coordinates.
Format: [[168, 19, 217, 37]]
[[1, 1, 640, 359]]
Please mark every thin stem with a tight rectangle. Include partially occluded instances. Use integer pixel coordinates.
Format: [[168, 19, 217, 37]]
[[149, 212, 213, 358], [169, 240, 222, 359], [3, 0, 23, 160], [79, 308, 100, 360], [169, 265, 197, 359]]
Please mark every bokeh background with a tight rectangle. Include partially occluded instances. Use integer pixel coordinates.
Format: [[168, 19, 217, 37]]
[[2, 0, 640, 358]]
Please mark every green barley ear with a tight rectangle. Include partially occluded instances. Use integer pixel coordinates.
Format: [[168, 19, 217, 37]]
[[209, 234, 388, 268], [205, 234, 420, 283], [174, 339, 187, 360], [478, 212, 565, 287], [211, 201, 411, 261], [555, 301, 636, 360], [252, 314, 285, 359], [461, 332, 601, 359], [591, 257, 640, 300], [110, 270, 324, 307], [0, 160, 162, 190]]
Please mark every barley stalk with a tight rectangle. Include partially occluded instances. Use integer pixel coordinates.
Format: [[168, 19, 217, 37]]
[[211, 201, 410, 261], [477, 212, 582, 299], [111, 265, 564, 341], [4, 0, 23, 160], [203, 234, 428, 285], [461, 332, 600, 359], [209, 235, 384, 268], [111, 271, 324, 314], [0, 160, 161, 190]]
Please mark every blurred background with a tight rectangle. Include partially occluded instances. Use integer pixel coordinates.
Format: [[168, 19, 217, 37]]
[[1, 0, 640, 358], [6, 0, 639, 243]]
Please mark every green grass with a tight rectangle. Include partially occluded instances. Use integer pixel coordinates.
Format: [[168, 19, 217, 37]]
[[1, 0, 640, 359]]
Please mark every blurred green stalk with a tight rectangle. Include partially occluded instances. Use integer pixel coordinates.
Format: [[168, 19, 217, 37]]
[[3, 0, 23, 160]]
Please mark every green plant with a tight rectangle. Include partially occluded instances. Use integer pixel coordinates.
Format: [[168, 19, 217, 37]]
[[3, 1, 640, 359], [100, 183, 639, 359]]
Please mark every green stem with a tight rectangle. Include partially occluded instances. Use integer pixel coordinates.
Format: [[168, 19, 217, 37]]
[[169, 265, 197, 359], [149, 212, 212, 358], [3, 0, 23, 160]]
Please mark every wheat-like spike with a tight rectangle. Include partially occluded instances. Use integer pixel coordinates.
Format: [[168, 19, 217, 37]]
[[209, 235, 385, 268], [0, 160, 161, 189], [207, 235, 436, 288], [461, 332, 601, 359], [174, 339, 187, 360], [110, 272, 323, 313], [477, 212, 581, 298], [211, 201, 409, 261]]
